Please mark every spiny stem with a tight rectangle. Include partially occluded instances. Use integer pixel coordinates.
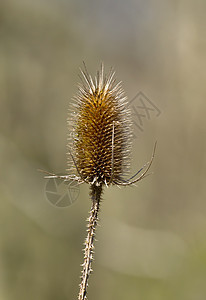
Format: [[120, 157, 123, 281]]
[[78, 185, 102, 300]]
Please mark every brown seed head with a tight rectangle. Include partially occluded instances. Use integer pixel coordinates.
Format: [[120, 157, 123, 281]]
[[67, 64, 132, 187]]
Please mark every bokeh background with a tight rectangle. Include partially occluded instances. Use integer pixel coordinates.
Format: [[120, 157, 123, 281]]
[[0, 0, 206, 299]]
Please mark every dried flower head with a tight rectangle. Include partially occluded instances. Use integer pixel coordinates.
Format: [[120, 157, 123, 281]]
[[40, 63, 156, 187], [67, 63, 132, 187]]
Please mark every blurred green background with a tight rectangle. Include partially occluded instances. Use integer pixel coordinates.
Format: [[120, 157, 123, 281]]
[[0, 0, 206, 299]]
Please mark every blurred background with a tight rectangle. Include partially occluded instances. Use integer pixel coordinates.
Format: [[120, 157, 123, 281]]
[[0, 0, 206, 299]]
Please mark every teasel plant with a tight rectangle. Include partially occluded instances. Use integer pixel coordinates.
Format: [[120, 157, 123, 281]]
[[40, 63, 156, 300]]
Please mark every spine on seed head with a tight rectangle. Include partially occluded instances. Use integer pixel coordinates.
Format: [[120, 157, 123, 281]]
[[67, 64, 132, 187]]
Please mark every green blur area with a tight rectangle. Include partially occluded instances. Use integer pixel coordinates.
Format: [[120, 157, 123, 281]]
[[0, 0, 206, 299]]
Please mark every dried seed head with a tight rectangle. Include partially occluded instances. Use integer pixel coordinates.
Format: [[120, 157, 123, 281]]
[[67, 64, 132, 187]]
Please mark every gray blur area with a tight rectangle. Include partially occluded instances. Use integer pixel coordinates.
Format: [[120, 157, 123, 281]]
[[0, 0, 206, 299]]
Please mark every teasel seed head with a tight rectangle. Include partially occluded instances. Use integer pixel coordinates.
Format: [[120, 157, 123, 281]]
[[67, 64, 132, 187]]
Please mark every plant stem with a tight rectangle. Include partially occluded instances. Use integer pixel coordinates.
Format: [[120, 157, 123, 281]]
[[78, 185, 102, 300]]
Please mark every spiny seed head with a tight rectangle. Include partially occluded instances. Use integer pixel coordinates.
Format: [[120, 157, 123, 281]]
[[67, 64, 132, 187]]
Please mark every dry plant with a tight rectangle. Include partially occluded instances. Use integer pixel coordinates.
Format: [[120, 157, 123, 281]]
[[41, 63, 156, 300]]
